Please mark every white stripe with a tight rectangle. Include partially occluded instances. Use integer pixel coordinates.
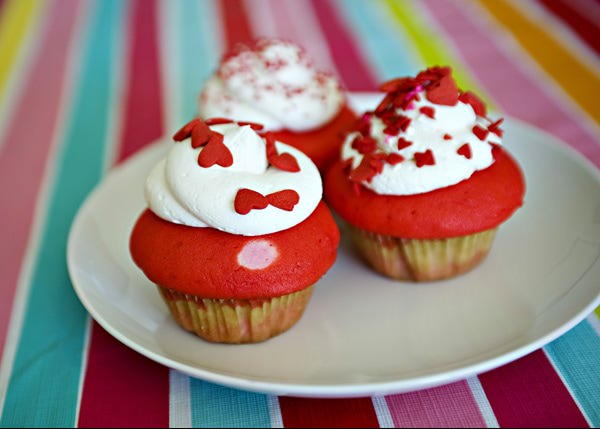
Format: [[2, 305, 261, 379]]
[[0, 0, 46, 156], [169, 370, 192, 428], [457, 0, 600, 142], [266, 396, 284, 428], [158, 0, 182, 134], [466, 377, 500, 428], [0, 0, 92, 420], [244, 0, 278, 39], [542, 348, 594, 427], [587, 311, 600, 335], [371, 396, 395, 428], [508, 0, 600, 76]]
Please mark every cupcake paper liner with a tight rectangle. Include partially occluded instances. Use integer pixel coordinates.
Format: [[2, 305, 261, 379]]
[[157, 286, 314, 343], [349, 225, 497, 281]]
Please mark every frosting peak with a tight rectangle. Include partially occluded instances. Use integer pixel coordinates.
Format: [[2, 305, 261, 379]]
[[199, 39, 344, 132], [145, 119, 322, 236], [342, 67, 503, 196]]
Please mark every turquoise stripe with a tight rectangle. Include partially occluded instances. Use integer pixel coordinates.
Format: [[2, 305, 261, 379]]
[[0, 1, 124, 426], [190, 379, 272, 428], [544, 319, 600, 427], [178, 0, 220, 122], [335, 0, 421, 81]]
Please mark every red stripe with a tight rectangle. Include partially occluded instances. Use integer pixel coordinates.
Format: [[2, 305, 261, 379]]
[[309, 0, 377, 91], [0, 0, 79, 362], [539, 0, 600, 56], [117, 0, 164, 161], [78, 1, 169, 427], [279, 397, 380, 428], [220, 0, 254, 52], [478, 350, 589, 428], [78, 323, 170, 428]]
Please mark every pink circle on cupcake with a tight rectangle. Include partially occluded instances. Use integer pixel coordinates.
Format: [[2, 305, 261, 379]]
[[237, 239, 279, 270]]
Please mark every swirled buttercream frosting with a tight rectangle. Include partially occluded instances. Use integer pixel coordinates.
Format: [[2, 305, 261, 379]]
[[342, 66, 504, 196], [198, 38, 344, 132], [145, 119, 322, 236]]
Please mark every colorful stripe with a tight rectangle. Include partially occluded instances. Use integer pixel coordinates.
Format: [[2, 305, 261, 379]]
[[0, 0, 41, 106], [190, 380, 272, 428], [0, 0, 125, 426], [279, 397, 380, 428], [0, 0, 78, 368], [169, 371, 192, 428], [538, 0, 600, 57], [466, 377, 500, 428], [544, 320, 600, 427], [475, 0, 600, 124], [372, 396, 395, 428], [309, 0, 377, 91], [220, 0, 253, 52], [420, 0, 600, 166], [384, 381, 487, 428], [478, 350, 589, 428]]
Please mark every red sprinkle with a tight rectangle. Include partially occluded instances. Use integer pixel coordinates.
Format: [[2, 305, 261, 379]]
[[458, 91, 487, 117], [387, 153, 404, 165], [488, 118, 504, 137], [351, 135, 377, 154], [204, 117, 235, 126], [266, 189, 300, 211], [425, 74, 459, 106], [237, 121, 264, 131], [191, 121, 212, 148], [419, 106, 435, 118], [443, 134, 452, 140], [198, 133, 233, 168], [234, 189, 269, 214], [472, 125, 489, 141], [349, 154, 385, 183], [397, 137, 412, 150], [457, 143, 472, 159], [414, 149, 436, 167], [173, 118, 202, 141], [264, 132, 300, 172]]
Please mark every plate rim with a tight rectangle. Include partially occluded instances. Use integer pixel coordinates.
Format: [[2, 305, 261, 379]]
[[67, 96, 600, 398]]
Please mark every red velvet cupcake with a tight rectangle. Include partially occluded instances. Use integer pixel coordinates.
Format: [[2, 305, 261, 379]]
[[198, 38, 356, 174], [325, 67, 525, 281], [130, 118, 339, 343]]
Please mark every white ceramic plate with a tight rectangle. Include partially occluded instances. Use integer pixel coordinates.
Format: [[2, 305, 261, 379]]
[[67, 94, 600, 398]]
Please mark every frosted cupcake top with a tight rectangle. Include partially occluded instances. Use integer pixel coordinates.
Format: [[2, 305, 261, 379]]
[[341, 67, 503, 196], [198, 38, 344, 132], [145, 119, 322, 236]]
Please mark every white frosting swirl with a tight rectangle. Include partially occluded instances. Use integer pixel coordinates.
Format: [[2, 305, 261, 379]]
[[145, 123, 322, 236], [198, 39, 344, 132], [342, 96, 501, 195]]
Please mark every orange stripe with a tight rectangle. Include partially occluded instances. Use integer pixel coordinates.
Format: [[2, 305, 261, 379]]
[[475, 0, 600, 123]]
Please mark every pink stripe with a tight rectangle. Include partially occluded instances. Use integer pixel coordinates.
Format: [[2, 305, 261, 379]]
[[0, 0, 79, 362], [478, 351, 588, 427], [385, 381, 487, 428], [309, 0, 377, 91], [421, 0, 600, 167]]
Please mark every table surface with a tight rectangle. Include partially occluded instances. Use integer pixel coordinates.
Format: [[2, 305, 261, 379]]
[[1, 0, 599, 427]]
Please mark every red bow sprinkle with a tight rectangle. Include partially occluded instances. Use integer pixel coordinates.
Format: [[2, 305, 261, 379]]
[[472, 125, 489, 141], [488, 118, 504, 137], [265, 133, 300, 172], [457, 143, 472, 159], [458, 91, 487, 117], [173, 118, 233, 168], [414, 149, 436, 167], [234, 188, 300, 215]]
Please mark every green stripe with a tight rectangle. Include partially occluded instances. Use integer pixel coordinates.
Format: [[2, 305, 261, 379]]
[[0, 1, 125, 426]]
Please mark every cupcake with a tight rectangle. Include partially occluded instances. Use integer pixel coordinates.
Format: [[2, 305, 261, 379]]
[[325, 66, 525, 281], [130, 118, 340, 343], [198, 38, 356, 174]]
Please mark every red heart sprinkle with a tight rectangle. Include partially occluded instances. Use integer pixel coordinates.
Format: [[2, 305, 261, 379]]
[[350, 154, 385, 183], [173, 119, 201, 141], [190, 121, 211, 148], [205, 117, 234, 126], [269, 152, 300, 172], [387, 153, 404, 165], [267, 190, 300, 211], [351, 135, 377, 154], [397, 137, 412, 150], [459, 91, 487, 117], [237, 121, 264, 131], [488, 118, 504, 137], [234, 189, 268, 215], [425, 75, 458, 106], [198, 133, 233, 168], [472, 125, 489, 141], [414, 149, 436, 167], [419, 106, 435, 118], [457, 143, 472, 159]]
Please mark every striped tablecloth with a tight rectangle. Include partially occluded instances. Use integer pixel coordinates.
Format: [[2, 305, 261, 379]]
[[1, 0, 599, 427]]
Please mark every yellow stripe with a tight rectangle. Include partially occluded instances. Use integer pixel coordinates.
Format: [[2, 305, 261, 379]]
[[0, 0, 42, 102], [382, 0, 494, 107], [475, 0, 600, 124], [595, 307, 600, 319]]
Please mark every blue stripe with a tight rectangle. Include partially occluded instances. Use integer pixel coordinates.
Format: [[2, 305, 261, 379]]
[[0, 0, 125, 426], [178, 0, 220, 122], [544, 319, 600, 427], [334, 0, 421, 81], [190, 379, 272, 428]]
